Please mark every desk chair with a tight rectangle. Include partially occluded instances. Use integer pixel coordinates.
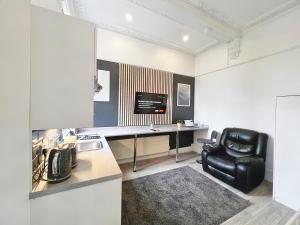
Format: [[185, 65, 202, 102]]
[[196, 130, 218, 164]]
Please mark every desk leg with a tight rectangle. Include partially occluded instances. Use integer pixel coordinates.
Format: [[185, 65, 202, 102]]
[[133, 134, 137, 172], [176, 131, 179, 163]]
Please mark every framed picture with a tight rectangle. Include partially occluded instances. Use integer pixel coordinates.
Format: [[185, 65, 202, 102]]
[[94, 70, 110, 102], [177, 83, 190, 107]]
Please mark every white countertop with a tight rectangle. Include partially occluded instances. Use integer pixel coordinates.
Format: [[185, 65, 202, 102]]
[[30, 124, 208, 199], [79, 124, 209, 137], [30, 136, 122, 199]]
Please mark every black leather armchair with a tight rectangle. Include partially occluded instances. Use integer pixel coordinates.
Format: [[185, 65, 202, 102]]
[[202, 128, 268, 193]]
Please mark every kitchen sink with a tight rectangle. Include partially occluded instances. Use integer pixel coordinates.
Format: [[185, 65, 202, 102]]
[[77, 141, 103, 152]]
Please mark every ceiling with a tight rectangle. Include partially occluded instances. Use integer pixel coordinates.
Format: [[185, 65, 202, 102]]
[[31, 0, 300, 55]]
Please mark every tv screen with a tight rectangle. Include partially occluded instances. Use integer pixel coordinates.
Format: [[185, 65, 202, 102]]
[[134, 92, 168, 114]]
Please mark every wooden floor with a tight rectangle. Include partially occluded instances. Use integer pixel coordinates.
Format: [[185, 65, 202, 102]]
[[119, 152, 295, 225]]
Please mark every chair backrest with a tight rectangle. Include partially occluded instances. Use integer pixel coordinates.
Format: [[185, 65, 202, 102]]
[[220, 128, 268, 160], [210, 130, 218, 142]]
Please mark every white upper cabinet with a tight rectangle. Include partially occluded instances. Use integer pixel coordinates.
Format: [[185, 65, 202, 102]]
[[30, 6, 96, 130]]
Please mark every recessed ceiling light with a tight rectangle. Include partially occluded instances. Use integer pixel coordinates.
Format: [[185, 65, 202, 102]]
[[182, 35, 189, 42], [125, 13, 133, 22]]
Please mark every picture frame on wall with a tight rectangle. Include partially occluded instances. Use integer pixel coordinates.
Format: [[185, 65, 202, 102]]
[[177, 83, 190, 107], [94, 69, 110, 102]]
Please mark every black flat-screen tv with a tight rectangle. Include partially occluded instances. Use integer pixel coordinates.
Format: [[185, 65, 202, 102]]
[[134, 92, 167, 114]]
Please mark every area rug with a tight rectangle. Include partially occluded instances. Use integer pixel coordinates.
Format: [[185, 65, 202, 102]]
[[122, 166, 250, 225]]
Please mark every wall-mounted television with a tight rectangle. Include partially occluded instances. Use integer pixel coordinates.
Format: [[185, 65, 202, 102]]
[[134, 92, 167, 114]]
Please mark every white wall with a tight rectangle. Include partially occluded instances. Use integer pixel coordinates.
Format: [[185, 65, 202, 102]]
[[97, 28, 195, 76], [194, 6, 300, 182], [0, 0, 31, 225]]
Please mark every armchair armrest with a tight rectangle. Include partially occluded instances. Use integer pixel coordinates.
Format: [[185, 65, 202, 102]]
[[201, 144, 225, 173], [236, 156, 265, 193], [236, 156, 264, 165], [202, 144, 225, 155], [197, 138, 214, 145]]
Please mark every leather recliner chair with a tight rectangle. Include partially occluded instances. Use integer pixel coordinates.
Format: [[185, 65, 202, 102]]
[[202, 128, 268, 193]]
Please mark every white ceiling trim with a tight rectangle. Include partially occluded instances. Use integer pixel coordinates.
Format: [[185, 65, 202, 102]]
[[245, 0, 300, 29], [181, 0, 242, 30]]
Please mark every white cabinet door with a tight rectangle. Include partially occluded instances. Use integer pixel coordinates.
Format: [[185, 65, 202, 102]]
[[30, 178, 122, 225], [30, 6, 96, 130], [274, 95, 300, 210]]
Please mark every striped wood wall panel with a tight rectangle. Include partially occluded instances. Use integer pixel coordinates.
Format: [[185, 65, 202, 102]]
[[118, 64, 173, 126]]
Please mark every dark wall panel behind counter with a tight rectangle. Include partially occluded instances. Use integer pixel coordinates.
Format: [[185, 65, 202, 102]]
[[172, 74, 195, 123], [94, 60, 119, 127], [170, 74, 195, 149]]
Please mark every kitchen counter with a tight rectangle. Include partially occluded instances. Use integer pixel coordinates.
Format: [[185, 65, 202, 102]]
[[79, 124, 209, 137], [30, 124, 208, 199], [79, 124, 209, 171], [29, 136, 122, 199]]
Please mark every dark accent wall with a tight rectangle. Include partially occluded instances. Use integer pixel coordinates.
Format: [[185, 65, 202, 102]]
[[172, 74, 195, 123], [169, 74, 195, 149], [94, 61, 195, 149], [94, 60, 119, 127]]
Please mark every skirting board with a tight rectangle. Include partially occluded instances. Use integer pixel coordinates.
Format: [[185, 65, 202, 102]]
[[191, 143, 203, 153], [117, 146, 195, 164], [265, 169, 273, 182]]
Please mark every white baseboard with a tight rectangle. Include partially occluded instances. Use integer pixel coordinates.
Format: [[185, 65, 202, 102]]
[[168, 146, 194, 155], [191, 143, 203, 153], [117, 152, 168, 164], [265, 169, 273, 182], [117, 146, 195, 164]]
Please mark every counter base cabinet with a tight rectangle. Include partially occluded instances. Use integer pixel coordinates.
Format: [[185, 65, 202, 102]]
[[30, 178, 122, 225]]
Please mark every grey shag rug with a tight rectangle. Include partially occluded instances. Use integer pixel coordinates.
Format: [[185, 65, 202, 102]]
[[122, 166, 250, 225]]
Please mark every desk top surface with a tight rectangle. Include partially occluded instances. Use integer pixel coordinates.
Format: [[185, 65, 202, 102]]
[[79, 124, 209, 137]]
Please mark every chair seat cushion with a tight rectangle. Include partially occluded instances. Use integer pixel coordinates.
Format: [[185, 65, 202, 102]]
[[207, 155, 236, 176]]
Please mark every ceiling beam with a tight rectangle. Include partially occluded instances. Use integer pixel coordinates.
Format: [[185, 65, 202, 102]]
[[126, 0, 241, 42]]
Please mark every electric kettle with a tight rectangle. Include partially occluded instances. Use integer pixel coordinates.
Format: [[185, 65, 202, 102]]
[[47, 146, 72, 183]]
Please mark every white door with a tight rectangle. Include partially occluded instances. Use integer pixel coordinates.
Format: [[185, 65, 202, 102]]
[[274, 95, 300, 210]]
